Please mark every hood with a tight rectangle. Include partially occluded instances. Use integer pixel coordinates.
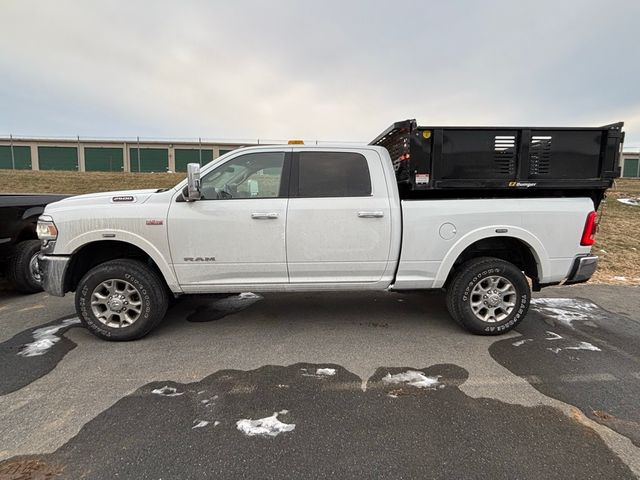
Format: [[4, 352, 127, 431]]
[[45, 189, 161, 211]]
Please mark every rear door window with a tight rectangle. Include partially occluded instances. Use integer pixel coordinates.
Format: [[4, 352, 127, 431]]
[[296, 152, 371, 197]]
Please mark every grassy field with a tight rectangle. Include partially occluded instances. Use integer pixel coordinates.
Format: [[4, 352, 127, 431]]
[[1, 170, 639, 285], [0, 170, 186, 194], [591, 178, 640, 284]]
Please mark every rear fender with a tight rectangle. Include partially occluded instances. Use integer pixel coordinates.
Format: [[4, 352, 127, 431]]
[[433, 226, 548, 288]]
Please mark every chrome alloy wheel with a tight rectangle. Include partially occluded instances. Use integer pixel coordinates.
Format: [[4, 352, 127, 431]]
[[29, 253, 42, 283], [469, 275, 517, 323], [90, 279, 142, 328]]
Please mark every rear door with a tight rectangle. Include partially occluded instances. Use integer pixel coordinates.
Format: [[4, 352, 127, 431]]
[[286, 149, 392, 283]]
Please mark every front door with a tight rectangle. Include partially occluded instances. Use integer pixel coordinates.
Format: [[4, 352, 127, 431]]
[[167, 150, 290, 286]]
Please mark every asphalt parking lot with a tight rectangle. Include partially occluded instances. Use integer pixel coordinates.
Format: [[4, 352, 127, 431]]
[[0, 285, 639, 479]]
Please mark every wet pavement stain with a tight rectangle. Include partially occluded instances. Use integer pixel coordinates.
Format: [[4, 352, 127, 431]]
[[0, 363, 633, 479], [0, 316, 82, 396], [490, 298, 640, 447], [185, 293, 263, 323]]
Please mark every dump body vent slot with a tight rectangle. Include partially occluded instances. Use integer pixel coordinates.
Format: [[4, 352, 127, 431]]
[[529, 135, 552, 175], [494, 135, 516, 175]]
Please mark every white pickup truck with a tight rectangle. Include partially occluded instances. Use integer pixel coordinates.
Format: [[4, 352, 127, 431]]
[[37, 120, 623, 341]]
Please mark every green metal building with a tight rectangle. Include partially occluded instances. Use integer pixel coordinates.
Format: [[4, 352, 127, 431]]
[[622, 151, 640, 178], [0, 137, 250, 172]]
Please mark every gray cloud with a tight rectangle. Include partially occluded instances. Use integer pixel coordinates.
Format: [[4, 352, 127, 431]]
[[1, 0, 639, 145]]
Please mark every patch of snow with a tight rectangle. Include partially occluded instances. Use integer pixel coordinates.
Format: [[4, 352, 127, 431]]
[[192, 420, 209, 429], [18, 317, 81, 357], [547, 341, 601, 354], [236, 411, 295, 437], [382, 370, 440, 389], [512, 338, 533, 347], [530, 298, 599, 326], [239, 292, 261, 299], [612, 276, 627, 281], [544, 331, 563, 341], [152, 386, 184, 397], [617, 198, 640, 206], [565, 341, 601, 352], [300, 367, 336, 378], [214, 421, 221, 427]]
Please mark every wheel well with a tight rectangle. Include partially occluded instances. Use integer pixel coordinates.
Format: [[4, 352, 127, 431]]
[[16, 225, 37, 242], [448, 237, 539, 284], [64, 240, 164, 293]]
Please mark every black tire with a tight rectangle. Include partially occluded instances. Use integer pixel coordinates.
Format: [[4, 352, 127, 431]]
[[445, 257, 530, 335], [7, 239, 43, 294], [75, 259, 168, 341]]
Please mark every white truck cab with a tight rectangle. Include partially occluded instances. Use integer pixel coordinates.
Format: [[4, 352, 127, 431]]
[[38, 120, 622, 341]]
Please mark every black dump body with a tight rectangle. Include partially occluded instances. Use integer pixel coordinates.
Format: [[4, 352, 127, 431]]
[[370, 119, 624, 208]]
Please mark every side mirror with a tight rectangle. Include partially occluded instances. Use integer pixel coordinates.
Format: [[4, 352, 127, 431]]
[[185, 163, 201, 201]]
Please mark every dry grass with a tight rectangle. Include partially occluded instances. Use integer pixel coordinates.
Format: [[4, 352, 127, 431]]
[[0, 170, 185, 195], [591, 178, 640, 285], [1, 170, 639, 285]]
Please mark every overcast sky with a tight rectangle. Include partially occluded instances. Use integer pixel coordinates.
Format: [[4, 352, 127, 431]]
[[1, 0, 639, 147]]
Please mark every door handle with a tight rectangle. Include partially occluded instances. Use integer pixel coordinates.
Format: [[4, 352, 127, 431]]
[[251, 212, 279, 219], [357, 211, 384, 218]]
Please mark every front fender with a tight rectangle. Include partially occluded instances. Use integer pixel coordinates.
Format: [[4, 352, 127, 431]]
[[432, 226, 549, 288], [64, 230, 181, 292]]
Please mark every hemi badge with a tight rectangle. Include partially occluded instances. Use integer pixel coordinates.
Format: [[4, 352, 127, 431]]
[[112, 195, 135, 202], [146, 219, 164, 226]]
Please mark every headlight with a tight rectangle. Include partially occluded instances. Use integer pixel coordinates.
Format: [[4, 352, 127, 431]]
[[37, 215, 58, 241]]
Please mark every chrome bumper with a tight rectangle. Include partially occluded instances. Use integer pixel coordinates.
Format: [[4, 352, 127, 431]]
[[565, 255, 598, 285], [39, 254, 70, 297]]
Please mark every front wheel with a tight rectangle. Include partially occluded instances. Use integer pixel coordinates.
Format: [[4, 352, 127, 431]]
[[446, 257, 530, 335], [75, 259, 168, 341], [7, 239, 43, 294]]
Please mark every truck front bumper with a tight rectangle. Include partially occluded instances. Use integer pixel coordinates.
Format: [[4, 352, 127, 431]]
[[565, 255, 598, 285], [39, 254, 70, 297]]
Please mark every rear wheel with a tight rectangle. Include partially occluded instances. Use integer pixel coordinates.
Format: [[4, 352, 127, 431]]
[[7, 239, 43, 294], [446, 257, 530, 335], [75, 259, 168, 341]]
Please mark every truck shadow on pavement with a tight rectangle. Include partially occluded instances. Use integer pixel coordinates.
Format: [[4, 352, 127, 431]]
[[0, 362, 634, 480], [491, 297, 640, 448]]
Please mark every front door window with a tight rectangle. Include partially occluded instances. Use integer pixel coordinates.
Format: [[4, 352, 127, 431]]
[[200, 152, 285, 200]]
